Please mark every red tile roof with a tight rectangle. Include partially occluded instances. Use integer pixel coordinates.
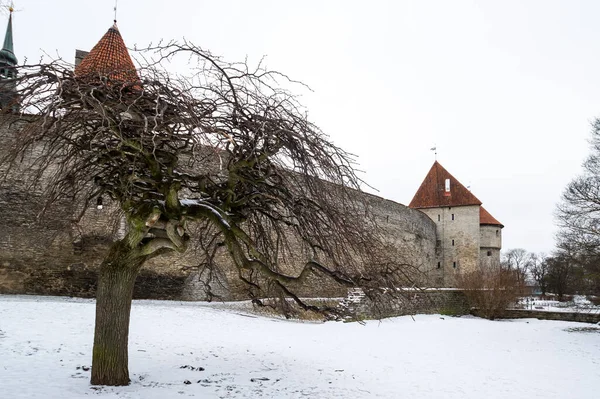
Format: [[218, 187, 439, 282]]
[[409, 161, 482, 208], [480, 206, 503, 227], [74, 23, 140, 85]]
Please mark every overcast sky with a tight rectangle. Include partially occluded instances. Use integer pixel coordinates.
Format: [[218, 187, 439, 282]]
[[6, 0, 600, 254]]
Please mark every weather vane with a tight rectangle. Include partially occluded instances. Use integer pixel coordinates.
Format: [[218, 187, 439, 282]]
[[114, 0, 118, 23], [3, 1, 19, 15], [430, 144, 437, 161]]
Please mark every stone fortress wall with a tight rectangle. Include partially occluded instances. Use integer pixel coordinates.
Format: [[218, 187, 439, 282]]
[[0, 116, 440, 300]]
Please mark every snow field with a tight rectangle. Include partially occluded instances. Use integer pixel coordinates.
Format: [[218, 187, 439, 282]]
[[0, 295, 599, 398]]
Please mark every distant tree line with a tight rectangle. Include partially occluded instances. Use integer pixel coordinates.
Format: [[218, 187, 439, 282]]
[[500, 248, 598, 299]]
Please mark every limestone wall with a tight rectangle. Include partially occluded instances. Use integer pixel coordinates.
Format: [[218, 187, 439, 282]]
[[479, 248, 501, 269], [0, 116, 439, 300], [472, 309, 600, 324], [417, 205, 481, 284], [479, 225, 502, 269], [364, 193, 437, 277], [344, 288, 471, 320], [480, 225, 502, 249], [159, 193, 439, 301]]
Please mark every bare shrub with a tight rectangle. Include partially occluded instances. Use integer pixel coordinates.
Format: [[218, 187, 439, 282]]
[[457, 268, 522, 320]]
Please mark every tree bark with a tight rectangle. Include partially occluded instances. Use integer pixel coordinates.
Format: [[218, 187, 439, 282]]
[[91, 241, 146, 386]]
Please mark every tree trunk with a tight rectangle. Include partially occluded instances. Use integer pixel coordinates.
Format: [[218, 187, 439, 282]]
[[91, 242, 146, 386]]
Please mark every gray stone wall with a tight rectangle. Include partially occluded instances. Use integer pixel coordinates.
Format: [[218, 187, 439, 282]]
[[472, 309, 600, 324], [0, 115, 440, 300], [480, 225, 502, 249], [0, 118, 191, 298], [479, 225, 502, 269], [344, 288, 471, 320], [364, 193, 438, 280], [479, 248, 501, 269], [418, 205, 481, 284]]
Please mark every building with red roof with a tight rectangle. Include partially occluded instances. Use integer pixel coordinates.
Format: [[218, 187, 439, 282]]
[[409, 161, 503, 281]]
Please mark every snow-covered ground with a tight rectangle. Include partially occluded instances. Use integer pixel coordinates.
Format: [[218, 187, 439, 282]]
[[1, 295, 599, 399]]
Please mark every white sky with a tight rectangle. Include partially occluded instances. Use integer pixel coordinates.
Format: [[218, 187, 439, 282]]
[[6, 0, 600, 254]]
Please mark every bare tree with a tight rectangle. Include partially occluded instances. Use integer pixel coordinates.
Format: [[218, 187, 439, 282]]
[[0, 43, 417, 386], [545, 253, 576, 300], [556, 119, 600, 255], [501, 248, 531, 290], [555, 119, 600, 294], [529, 252, 549, 296]]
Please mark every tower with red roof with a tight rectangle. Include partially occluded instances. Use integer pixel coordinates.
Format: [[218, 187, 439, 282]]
[[74, 22, 140, 86], [409, 161, 503, 283]]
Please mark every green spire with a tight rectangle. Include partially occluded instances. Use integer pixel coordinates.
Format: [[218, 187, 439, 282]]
[[0, 11, 17, 66], [3, 12, 13, 51]]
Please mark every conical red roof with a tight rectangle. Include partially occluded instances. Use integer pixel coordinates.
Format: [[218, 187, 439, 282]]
[[409, 161, 482, 208], [74, 23, 139, 84], [480, 206, 503, 227]]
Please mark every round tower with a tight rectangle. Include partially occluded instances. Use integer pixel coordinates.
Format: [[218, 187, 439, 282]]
[[479, 206, 503, 268]]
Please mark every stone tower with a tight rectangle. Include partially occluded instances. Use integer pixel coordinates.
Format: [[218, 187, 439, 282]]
[[479, 206, 503, 269], [0, 8, 18, 112], [409, 161, 503, 285]]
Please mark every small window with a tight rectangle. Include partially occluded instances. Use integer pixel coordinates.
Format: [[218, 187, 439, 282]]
[[437, 262, 441, 269], [487, 250, 492, 256], [451, 214, 455, 221], [96, 197, 104, 210], [438, 214, 441, 222], [385, 215, 389, 223], [496, 230, 499, 236], [453, 261, 457, 268], [451, 239, 455, 246]]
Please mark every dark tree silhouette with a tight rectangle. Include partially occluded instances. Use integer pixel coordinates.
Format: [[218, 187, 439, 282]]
[[529, 253, 549, 296], [501, 248, 532, 290], [0, 43, 417, 386], [556, 119, 600, 295]]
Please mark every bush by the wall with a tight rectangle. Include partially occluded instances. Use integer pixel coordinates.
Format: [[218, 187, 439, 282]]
[[457, 268, 522, 320]]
